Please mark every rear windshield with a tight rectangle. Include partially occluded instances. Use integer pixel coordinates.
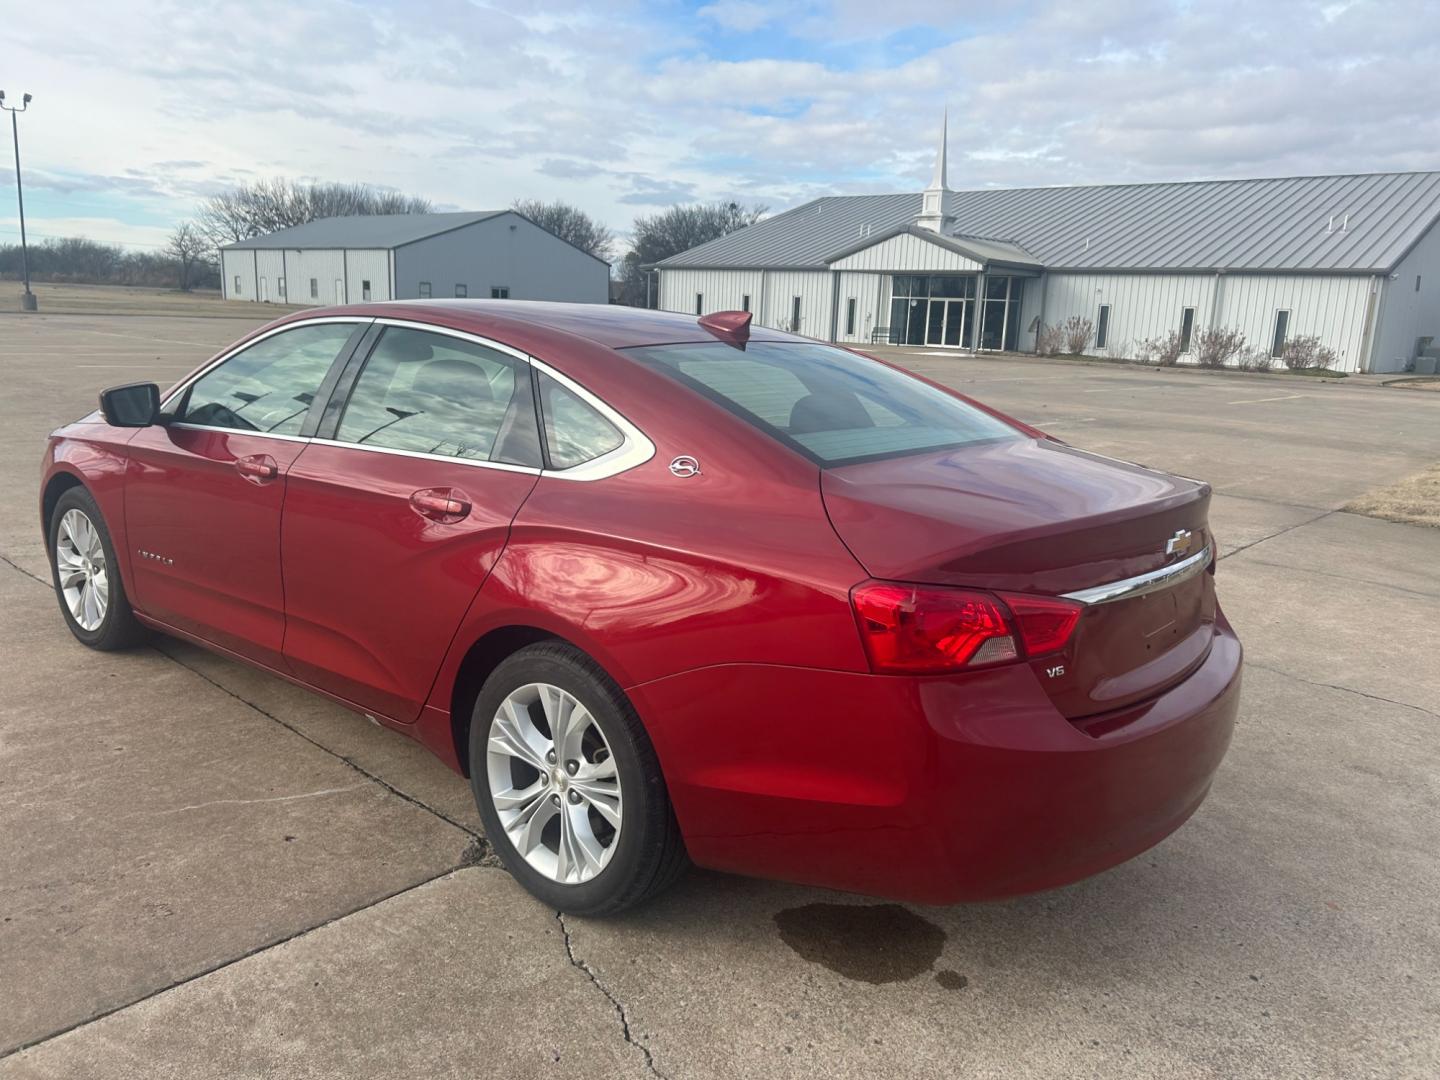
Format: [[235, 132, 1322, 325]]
[[625, 340, 1020, 466]]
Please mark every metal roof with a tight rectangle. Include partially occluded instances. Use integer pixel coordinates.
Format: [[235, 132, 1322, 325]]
[[657, 172, 1440, 274], [222, 211, 506, 250]]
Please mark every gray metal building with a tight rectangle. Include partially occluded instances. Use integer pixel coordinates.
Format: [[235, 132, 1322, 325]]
[[220, 211, 609, 308], [655, 118, 1440, 373]]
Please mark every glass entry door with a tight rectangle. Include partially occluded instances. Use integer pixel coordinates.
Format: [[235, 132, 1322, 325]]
[[925, 299, 969, 347]]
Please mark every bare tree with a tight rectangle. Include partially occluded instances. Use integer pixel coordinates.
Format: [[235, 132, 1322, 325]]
[[1194, 327, 1247, 368], [511, 199, 614, 261], [1062, 315, 1095, 354], [196, 180, 432, 250], [618, 201, 767, 306], [165, 223, 211, 292]]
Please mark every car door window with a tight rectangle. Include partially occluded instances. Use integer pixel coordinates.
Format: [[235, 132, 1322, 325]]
[[334, 327, 541, 467], [179, 323, 357, 435], [536, 370, 624, 469]]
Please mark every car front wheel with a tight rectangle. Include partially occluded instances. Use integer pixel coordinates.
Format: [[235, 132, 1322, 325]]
[[48, 486, 147, 650], [469, 642, 687, 915]]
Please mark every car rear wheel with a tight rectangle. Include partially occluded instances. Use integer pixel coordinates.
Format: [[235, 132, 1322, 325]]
[[469, 642, 687, 915], [48, 487, 147, 650]]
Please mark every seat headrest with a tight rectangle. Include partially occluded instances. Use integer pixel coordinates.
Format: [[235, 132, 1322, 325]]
[[412, 357, 492, 401]]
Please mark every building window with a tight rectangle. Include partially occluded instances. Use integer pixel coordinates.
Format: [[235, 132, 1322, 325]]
[[1179, 307, 1195, 353], [309, 278, 318, 300], [455, 284, 468, 298], [491, 286, 509, 299], [1417, 275, 1423, 293], [1270, 310, 1291, 358], [741, 294, 751, 313], [419, 282, 432, 298], [791, 296, 802, 332], [1096, 304, 1111, 349], [888, 274, 978, 348], [233, 275, 242, 295], [845, 297, 857, 336], [278, 277, 287, 298], [695, 293, 704, 315], [362, 280, 372, 301]]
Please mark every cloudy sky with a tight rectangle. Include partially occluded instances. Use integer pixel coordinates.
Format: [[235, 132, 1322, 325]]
[[3, 0, 1438, 252]]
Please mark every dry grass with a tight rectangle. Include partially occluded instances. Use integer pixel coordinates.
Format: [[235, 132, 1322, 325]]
[[1345, 463, 1440, 528], [1389, 378, 1440, 392], [1, 281, 306, 318]]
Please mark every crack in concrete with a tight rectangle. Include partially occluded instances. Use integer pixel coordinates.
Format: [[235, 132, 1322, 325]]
[[154, 644, 494, 859], [154, 784, 370, 815], [1219, 509, 1337, 561], [556, 911, 667, 1079], [0, 551, 50, 587], [1243, 660, 1440, 722]]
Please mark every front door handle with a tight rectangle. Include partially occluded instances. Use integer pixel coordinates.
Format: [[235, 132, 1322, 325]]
[[410, 487, 471, 523], [235, 454, 279, 483]]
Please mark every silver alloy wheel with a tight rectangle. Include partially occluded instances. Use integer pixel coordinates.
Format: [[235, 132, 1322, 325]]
[[486, 682, 623, 885], [55, 508, 109, 632]]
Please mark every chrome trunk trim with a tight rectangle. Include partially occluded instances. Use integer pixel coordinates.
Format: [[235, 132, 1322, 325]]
[[1061, 546, 1212, 606]]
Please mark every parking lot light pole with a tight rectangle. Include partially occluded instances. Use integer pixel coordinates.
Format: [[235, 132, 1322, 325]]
[[0, 90, 37, 312]]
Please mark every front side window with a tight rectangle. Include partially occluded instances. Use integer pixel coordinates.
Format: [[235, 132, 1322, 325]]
[[179, 323, 357, 435], [627, 340, 1020, 467], [334, 328, 540, 466], [537, 371, 624, 470]]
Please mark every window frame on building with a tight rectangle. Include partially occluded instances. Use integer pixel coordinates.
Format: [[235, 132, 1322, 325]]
[[845, 297, 857, 336], [418, 282, 432, 298], [1270, 309, 1291, 358], [1179, 307, 1196, 354], [362, 280, 372, 302], [455, 284, 468, 298], [1096, 304, 1111, 349], [695, 293, 704, 315], [491, 286, 510, 299]]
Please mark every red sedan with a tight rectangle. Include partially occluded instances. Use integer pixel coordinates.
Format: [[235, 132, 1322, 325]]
[[40, 302, 1240, 915]]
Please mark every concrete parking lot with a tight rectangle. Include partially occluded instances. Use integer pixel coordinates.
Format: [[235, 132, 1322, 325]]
[[2, 310, 1438, 1079]]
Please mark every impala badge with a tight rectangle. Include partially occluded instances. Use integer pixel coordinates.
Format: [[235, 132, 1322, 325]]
[[1165, 529, 1194, 558], [669, 456, 701, 478]]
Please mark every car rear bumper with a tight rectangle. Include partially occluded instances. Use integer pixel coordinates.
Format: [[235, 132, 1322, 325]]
[[629, 614, 1241, 904]]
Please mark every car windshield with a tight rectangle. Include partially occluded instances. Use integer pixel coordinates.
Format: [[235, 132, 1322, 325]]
[[625, 340, 1021, 466]]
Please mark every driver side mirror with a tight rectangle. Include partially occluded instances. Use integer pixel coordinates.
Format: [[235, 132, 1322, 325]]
[[99, 382, 162, 428]]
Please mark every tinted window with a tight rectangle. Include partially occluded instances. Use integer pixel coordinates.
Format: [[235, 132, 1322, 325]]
[[335, 328, 540, 467], [180, 323, 356, 435], [627, 340, 1020, 467], [537, 371, 624, 470]]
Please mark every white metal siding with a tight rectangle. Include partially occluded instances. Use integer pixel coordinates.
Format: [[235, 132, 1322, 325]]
[[762, 270, 832, 336], [1371, 220, 1440, 372], [835, 271, 886, 343], [1042, 273, 1217, 360], [394, 214, 608, 302], [658, 269, 765, 317], [830, 232, 983, 273], [273, 250, 347, 306], [221, 250, 257, 302], [345, 250, 391, 303]]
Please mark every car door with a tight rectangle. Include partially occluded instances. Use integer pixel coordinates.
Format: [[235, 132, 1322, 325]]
[[124, 320, 368, 669], [280, 323, 543, 721]]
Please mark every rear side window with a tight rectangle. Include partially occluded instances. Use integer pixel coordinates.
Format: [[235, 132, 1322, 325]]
[[626, 340, 1019, 466], [179, 323, 357, 435], [334, 327, 541, 467], [537, 371, 624, 470]]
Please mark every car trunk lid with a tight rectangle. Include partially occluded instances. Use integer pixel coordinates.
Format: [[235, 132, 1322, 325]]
[[823, 437, 1216, 717]]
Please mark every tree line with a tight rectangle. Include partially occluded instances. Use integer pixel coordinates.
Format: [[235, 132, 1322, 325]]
[[1, 177, 764, 302]]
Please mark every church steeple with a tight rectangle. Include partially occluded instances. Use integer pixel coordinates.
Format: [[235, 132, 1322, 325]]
[[917, 108, 952, 233]]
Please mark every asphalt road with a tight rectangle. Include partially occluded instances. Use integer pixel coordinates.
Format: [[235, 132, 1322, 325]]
[[2, 311, 1438, 1079]]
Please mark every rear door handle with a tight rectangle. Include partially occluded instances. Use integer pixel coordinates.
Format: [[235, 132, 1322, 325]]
[[235, 454, 279, 483], [410, 487, 471, 523]]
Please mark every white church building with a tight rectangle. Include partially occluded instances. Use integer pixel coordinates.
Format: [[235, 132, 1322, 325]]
[[652, 118, 1440, 373]]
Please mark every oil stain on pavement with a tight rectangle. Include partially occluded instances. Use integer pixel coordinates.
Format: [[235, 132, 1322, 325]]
[[774, 902, 966, 989]]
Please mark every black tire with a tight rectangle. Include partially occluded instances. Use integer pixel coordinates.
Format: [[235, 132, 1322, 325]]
[[47, 486, 148, 650], [469, 642, 688, 915]]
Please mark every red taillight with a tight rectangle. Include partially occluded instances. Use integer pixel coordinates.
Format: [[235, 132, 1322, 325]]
[[999, 592, 1082, 657], [851, 581, 1018, 674]]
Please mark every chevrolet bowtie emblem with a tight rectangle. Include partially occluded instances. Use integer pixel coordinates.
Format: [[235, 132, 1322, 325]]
[[1165, 529, 1195, 558]]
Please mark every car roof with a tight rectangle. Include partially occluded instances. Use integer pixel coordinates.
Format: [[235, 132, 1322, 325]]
[[279, 300, 799, 352]]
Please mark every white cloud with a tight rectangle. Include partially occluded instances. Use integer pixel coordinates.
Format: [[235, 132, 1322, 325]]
[[697, 1, 777, 33]]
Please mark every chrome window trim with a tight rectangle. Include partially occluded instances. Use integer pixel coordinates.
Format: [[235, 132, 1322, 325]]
[[529, 356, 655, 482], [305, 436, 541, 475], [159, 316, 373, 412], [165, 423, 313, 445], [158, 314, 654, 483], [1062, 546, 1212, 607]]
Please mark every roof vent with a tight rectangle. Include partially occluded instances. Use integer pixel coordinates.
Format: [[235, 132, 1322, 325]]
[[1327, 213, 1350, 233]]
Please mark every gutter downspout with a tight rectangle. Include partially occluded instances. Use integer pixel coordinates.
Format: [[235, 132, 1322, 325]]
[[828, 270, 840, 342], [1358, 274, 1384, 374]]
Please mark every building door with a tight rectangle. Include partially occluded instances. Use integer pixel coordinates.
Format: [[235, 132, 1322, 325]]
[[335, 279, 345, 304], [259, 277, 269, 303], [924, 299, 967, 347]]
